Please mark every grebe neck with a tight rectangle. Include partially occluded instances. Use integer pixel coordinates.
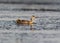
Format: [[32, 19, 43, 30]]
[[30, 16, 35, 22]]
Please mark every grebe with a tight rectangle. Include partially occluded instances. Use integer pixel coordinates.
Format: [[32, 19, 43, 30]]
[[16, 15, 35, 25]]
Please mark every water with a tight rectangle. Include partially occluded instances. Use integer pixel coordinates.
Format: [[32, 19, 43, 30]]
[[0, 4, 60, 43], [0, 11, 60, 30], [0, 30, 60, 43]]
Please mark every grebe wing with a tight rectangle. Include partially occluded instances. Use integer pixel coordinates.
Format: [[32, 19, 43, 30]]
[[21, 20, 29, 22]]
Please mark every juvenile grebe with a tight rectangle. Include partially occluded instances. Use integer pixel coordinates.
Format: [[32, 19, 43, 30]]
[[16, 15, 35, 25]]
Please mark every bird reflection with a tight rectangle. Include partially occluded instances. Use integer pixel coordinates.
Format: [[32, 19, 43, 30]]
[[16, 23, 34, 30]]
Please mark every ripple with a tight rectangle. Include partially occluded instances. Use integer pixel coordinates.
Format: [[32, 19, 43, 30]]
[[0, 16, 60, 30]]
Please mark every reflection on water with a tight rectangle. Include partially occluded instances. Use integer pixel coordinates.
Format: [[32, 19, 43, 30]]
[[0, 16, 60, 30], [0, 20, 36, 30]]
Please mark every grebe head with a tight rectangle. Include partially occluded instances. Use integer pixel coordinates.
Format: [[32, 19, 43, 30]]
[[32, 15, 35, 17], [32, 15, 35, 18]]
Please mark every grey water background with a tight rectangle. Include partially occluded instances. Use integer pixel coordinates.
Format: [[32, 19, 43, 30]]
[[0, 4, 60, 30], [0, 1, 60, 43], [1, 14, 60, 30]]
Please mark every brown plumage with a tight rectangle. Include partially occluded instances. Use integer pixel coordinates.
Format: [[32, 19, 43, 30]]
[[16, 15, 35, 25]]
